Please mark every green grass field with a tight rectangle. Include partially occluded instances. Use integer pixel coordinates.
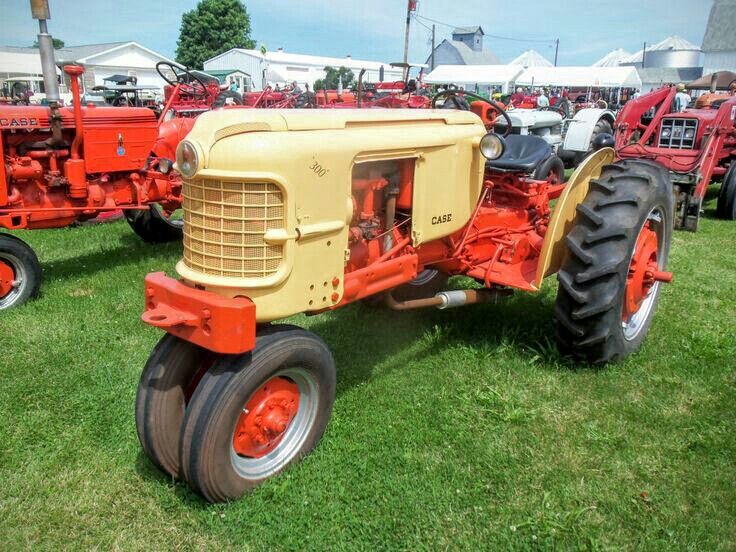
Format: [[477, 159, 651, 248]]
[[1, 192, 735, 550]]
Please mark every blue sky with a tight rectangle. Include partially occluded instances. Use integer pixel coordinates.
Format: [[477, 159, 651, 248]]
[[3, 0, 713, 66]]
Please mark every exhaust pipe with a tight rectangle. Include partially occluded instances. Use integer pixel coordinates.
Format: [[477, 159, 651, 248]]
[[385, 288, 511, 311], [31, 0, 64, 146], [710, 72, 718, 94]]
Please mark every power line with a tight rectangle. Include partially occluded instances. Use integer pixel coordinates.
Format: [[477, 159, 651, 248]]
[[414, 13, 557, 44]]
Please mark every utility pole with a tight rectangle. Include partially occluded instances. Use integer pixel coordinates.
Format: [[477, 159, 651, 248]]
[[554, 39, 559, 67], [641, 42, 647, 68], [430, 24, 436, 71], [402, 0, 417, 81]]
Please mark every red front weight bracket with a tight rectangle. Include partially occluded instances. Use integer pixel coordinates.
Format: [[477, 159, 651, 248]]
[[142, 272, 256, 354]]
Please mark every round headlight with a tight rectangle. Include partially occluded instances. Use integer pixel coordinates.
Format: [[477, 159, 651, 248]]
[[684, 128, 695, 139], [480, 133, 506, 160], [661, 127, 671, 138], [176, 140, 200, 178]]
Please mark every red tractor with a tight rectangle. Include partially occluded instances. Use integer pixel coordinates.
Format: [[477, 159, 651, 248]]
[[613, 84, 736, 229], [158, 62, 243, 118], [0, 4, 196, 309]]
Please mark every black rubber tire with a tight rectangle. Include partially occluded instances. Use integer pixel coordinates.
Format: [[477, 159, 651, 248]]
[[213, 90, 243, 108], [390, 269, 449, 302], [554, 159, 673, 364], [0, 233, 41, 310], [136, 334, 215, 478], [533, 155, 566, 184], [716, 163, 736, 220], [125, 205, 183, 243], [573, 118, 614, 167], [591, 119, 613, 148], [180, 325, 336, 503]]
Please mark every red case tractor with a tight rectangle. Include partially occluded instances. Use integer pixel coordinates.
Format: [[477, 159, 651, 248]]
[[135, 99, 674, 502], [0, 6, 197, 309], [613, 84, 736, 229]]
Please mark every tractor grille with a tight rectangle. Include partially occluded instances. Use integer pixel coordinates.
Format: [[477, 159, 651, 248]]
[[182, 179, 285, 279], [658, 118, 698, 149]]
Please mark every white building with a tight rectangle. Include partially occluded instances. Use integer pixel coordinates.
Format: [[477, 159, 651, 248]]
[[702, 0, 736, 75], [425, 27, 501, 71], [0, 41, 176, 93], [204, 48, 404, 91], [620, 36, 702, 69]]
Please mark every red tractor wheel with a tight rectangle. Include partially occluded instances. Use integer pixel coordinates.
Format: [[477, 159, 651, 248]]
[[555, 159, 673, 363], [0, 234, 41, 310], [135, 335, 216, 478], [179, 325, 336, 503]]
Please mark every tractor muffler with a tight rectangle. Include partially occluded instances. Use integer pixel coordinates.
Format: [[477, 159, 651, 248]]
[[385, 288, 510, 311]]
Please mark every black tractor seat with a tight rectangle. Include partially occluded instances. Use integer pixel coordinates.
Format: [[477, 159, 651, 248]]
[[486, 134, 553, 173]]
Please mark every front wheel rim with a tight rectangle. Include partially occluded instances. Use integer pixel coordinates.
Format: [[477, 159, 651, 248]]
[[622, 207, 670, 341], [0, 254, 26, 309], [230, 367, 319, 480]]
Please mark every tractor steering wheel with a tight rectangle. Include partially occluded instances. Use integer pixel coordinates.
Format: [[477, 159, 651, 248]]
[[156, 61, 209, 100], [539, 105, 567, 117], [431, 90, 513, 137]]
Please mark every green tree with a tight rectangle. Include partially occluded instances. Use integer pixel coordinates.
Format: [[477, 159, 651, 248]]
[[313, 66, 355, 91], [175, 0, 255, 70], [32, 38, 65, 49]]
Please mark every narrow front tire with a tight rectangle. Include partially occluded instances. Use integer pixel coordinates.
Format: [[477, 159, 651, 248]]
[[180, 325, 336, 503]]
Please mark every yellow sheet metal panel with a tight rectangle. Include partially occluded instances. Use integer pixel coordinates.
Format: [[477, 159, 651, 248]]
[[534, 148, 616, 288], [176, 109, 487, 322]]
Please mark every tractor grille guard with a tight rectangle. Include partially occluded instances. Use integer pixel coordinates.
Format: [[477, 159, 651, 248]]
[[182, 179, 286, 279], [658, 118, 698, 150]]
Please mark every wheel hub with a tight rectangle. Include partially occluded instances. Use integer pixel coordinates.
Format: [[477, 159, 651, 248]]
[[623, 221, 672, 321], [232, 377, 300, 458], [0, 259, 15, 299]]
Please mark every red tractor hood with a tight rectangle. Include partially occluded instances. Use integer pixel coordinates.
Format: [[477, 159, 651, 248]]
[[0, 104, 156, 130]]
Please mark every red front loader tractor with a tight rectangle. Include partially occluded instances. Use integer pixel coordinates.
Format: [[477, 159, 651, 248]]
[[613, 84, 736, 229], [0, 4, 195, 309], [135, 98, 674, 502]]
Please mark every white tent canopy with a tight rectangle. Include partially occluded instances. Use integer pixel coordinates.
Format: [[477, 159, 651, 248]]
[[424, 64, 525, 86], [508, 50, 553, 68], [515, 66, 642, 88], [592, 49, 632, 68]]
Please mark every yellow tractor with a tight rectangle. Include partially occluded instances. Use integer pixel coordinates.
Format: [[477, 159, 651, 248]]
[[137, 105, 674, 502]]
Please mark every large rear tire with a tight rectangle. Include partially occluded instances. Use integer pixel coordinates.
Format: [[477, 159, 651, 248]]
[[0, 233, 41, 310], [135, 335, 215, 478], [213, 90, 243, 108], [573, 118, 614, 167], [125, 205, 183, 243], [180, 325, 336, 503], [554, 159, 673, 364]]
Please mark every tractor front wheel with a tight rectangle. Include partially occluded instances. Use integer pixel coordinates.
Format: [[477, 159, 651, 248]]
[[180, 325, 336, 503], [554, 159, 673, 363], [125, 205, 183, 243], [136, 334, 216, 478], [0, 234, 41, 310]]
